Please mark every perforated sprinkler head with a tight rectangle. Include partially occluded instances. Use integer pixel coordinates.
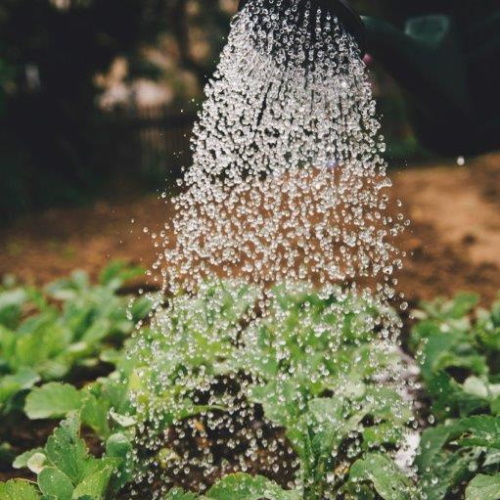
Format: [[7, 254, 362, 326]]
[[238, 0, 366, 56]]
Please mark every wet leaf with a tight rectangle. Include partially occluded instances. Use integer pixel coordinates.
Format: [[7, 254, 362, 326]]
[[465, 474, 500, 500], [25, 383, 83, 419]]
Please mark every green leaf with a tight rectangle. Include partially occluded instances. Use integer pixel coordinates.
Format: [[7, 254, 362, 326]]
[[38, 467, 74, 500], [349, 454, 416, 500], [458, 416, 500, 449], [72, 464, 114, 500], [420, 450, 478, 500], [448, 293, 480, 319], [426, 372, 486, 418], [207, 473, 300, 500], [81, 391, 110, 438], [106, 433, 132, 460], [129, 295, 155, 321], [491, 397, 500, 415], [0, 368, 40, 409], [45, 414, 89, 484], [0, 479, 41, 500], [25, 383, 83, 419], [13, 448, 44, 470], [98, 261, 144, 289], [106, 433, 133, 492], [0, 288, 29, 329], [465, 474, 500, 500], [416, 424, 461, 474]]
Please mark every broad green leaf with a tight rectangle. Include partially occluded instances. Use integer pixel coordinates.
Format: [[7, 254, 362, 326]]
[[307, 397, 348, 458], [420, 450, 479, 500], [0, 368, 40, 408], [98, 261, 144, 289], [106, 433, 132, 460], [207, 473, 300, 500], [248, 380, 304, 429], [81, 392, 110, 438], [419, 293, 479, 320], [72, 463, 114, 500], [130, 295, 155, 321], [349, 454, 416, 500], [14, 319, 68, 370], [416, 424, 461, 473], [25, 383, 83, 419], [81, 317, 115, 344], [420, 333, 459, 381], [491, 397, 500, 415], [458, 416, 500, 449], [448, 293, 480, 319], [0, 479, 40, 500], [465, 474, 500, 500], [0, 288, 28, 329], [106, 433, 133, 491], [426, 372, 486, 418], [45, 414, 89, 484], [362, 422, 403, 449], [38, 467, 74, 500], [99, 348, 123, 365]]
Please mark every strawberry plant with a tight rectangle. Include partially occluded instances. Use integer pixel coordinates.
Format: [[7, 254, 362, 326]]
[[129, 282, 417, 499], [0, 262, 153, 417], [6, 412, 132, 500], [411, 293, 500, 500], [4, 268, 500, 500]]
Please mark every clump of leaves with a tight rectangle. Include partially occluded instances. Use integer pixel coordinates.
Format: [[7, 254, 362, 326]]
[[7, 412, 132, 500], [131, 282, 417, 499], [410, 292, 499, 419], [3, 279, 421, 499], [411, 293, 500, 499], [0, 261, 153, 416]]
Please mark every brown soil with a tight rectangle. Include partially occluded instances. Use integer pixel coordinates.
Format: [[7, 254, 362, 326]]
[[0, 153, 499, 304]]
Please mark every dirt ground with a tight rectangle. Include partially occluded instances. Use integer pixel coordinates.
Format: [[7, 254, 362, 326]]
[[0, 153, 499, 305]]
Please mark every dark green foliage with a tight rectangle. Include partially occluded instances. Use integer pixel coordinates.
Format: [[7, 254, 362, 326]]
[[3, 270, 500, 499], [411, 293, 500, 500], [0, 0, 232, 220], [0, 261, 152, 416]]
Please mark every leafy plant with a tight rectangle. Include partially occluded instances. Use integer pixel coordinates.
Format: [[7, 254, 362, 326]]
[[234, 285, 415, 499], [11, 279, 500, 499], [10, 412, 132, 500], [410, 292, 499, 420], [412, 293, 500, 499], [129, 282, 417, 499], [0, 261, 153, 416], [165, 473, 301, 499]]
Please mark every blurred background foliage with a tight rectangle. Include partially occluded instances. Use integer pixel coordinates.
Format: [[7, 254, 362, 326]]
[[0, 0, 486, 221]]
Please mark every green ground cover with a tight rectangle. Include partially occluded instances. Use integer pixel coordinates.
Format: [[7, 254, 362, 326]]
[[0, 265, 499, 499]]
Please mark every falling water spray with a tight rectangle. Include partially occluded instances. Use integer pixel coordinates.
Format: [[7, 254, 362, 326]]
[[126, 1, 415, 497]]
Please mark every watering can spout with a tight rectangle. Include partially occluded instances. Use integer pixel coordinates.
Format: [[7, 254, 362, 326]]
[[238, 0, 366, 55], [363, 15, 469, 115], [237, 1, 500, 155]]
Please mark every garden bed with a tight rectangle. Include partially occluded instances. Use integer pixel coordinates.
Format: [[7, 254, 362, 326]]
[[0, 154, 499, 499], [1, 269, 499, 499]]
